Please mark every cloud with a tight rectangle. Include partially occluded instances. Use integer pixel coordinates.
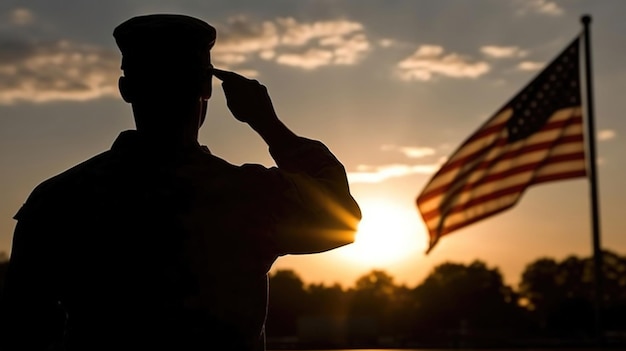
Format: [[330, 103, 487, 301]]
[[9, 8, 35, 26], [396, 45, 490, 81], [322, 33, 370, 65], [598, 129, 616, 141], [381, 144, 436, 158], [412, 45, 444, 57], [347, 144, 444, 183], [213, 16, 280, 58], [0, 15, 370, 104], [516, 0, 564, 16], [0, 39, 119, 104], [213, 16, 370, 71], [276, 48, 333, 69], [481, 45, 528, 59], [378, 38, 395, 48], [278, 17, 363, 46], [348, 163, 440, 184], [259, 50, 275, 60], [517, 61, 545, 71]]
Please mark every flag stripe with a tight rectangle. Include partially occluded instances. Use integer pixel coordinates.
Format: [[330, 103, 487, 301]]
[[419, 152, 585, 217], [427, 167, 587, 235], [436, 203, 516, 236], [425, 108, 582, 191], [426, 164, 586, 227], [418, 137, 584, 204], [445, 107, 579, 167], [420, 155, 586, 217], [438, 112, 582, 175], [419, 113, 583, 203], [460, 109, 581, 156], [421, 157, 586, 222], [420, 141, 585, 206]]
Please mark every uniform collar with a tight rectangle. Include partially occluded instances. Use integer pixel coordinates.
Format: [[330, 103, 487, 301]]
[[111, 130, 211, 156]]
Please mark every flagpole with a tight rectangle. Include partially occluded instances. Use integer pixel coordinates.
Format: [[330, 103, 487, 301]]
[[581, 14, 603, 343]]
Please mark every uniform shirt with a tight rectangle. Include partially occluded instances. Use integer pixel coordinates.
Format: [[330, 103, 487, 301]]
[[1, 130, 361, 351]]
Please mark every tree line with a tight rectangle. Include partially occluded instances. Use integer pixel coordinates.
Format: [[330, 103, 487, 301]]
[[0, 251, 624, 348], [266, 250, 626, 348]]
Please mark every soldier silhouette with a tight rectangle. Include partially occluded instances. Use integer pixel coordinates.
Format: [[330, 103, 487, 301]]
[[0, 14, 361, 351]]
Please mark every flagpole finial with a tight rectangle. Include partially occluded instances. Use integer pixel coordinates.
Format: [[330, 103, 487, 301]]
[[581, 15, 592, 25]]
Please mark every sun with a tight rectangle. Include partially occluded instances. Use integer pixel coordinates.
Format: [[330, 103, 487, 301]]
[[338, 199, 426, 266]]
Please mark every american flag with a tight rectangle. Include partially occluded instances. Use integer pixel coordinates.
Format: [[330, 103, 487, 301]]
[[417, 37, 585, 253]]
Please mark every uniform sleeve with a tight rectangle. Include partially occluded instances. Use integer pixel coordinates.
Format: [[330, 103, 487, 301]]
[[0, 191, 65, 350], [261, 137, 361, 255]]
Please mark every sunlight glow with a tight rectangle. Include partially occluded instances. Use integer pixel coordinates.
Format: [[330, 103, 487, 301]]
[[339, 199, 426, 266]]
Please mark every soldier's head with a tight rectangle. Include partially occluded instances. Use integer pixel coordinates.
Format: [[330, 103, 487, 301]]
[[114, 14, 216, 131]]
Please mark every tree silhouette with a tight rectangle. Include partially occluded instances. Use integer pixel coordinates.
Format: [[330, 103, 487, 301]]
[[411, 260, 524, 345], [306, 282, 347, 317], [350, 270, 397, 320], [519, 250, 626, 336], [346, 270, 397, 344], [0, 253, 8, 296], [266, 269, 308, 337], [519, 255, 593, 336], [601, 251, 626, 331]]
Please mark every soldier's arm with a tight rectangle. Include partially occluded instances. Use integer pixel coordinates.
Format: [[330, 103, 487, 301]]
[[265, 137, 362, 254], [214, 69, 361, 254], [0, 201, 63, 350]]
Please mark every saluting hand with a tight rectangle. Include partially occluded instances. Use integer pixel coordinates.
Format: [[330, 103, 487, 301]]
[[213, 69, 279, 127], [213, 68, 299, 149]]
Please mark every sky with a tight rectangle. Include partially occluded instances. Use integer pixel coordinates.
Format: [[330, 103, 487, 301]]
[[1, 0, 625, 289]]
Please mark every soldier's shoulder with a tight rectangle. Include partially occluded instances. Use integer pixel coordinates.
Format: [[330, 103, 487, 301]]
[[28, 151, 114, 202], [195, 152, 283, 192], [15, 151, 115, 220], [197, 150, 271, 176]]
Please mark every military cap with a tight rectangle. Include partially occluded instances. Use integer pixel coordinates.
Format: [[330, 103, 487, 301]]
[[113, 14, 216, 72]]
